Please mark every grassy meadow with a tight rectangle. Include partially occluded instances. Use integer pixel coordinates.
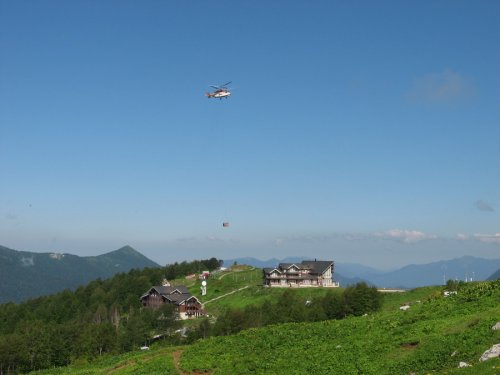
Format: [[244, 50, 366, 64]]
[[180, 280, 500, 374], [181, 265, 335, 315], [30, 346, 178, 375], [29, 270, 499, 375]]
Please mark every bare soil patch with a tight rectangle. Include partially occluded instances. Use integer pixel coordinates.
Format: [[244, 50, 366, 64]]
[[172, 350, 212, 375], [400, 341, 420, 349]]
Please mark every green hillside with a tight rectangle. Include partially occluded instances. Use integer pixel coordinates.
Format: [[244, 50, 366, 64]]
[[180, 280, 500, 375], [183, 265, 334, 316], [27, 279, 500, 375], [30, 346, 179, 375]]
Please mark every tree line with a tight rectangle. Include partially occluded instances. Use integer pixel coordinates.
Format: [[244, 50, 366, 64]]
[[190, 282, 382, 339], [0, 257, 221, 374], [164, 258, 222, 280]]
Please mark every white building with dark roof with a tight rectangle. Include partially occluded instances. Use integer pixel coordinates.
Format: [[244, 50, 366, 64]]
[[263, 260, 339, 288]]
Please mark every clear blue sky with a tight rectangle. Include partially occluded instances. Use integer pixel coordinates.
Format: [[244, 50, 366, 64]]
[[1, 1, 499, 269]]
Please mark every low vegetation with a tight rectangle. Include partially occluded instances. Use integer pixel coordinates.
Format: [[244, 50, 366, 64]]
[[194, 282, 381, 339], [190, 266, 263, 305], [29, 346, 178, 375], [180, 280, 500, 374], [1, 259, 499, 374]]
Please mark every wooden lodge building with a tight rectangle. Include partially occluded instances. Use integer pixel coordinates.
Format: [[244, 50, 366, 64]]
[[263, 260, 339, 288], [140, 282, 204, 319]]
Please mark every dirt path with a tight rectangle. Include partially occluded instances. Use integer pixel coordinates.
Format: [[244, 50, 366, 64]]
[[202, 285, 249, 307], [172, 350, 212, 375], [217, 267, 255, 280], [106, 352, 165, 374]]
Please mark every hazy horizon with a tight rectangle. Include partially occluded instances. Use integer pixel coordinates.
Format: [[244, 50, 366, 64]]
[[2, 241, 499, 271]]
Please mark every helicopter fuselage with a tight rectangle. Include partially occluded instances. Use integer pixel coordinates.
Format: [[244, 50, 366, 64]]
[[206, 90, 231, 99]]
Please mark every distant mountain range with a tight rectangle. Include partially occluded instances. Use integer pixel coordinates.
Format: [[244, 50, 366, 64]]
[[224, 256, 500, 289], [0, 245, 160, 304], [488, 269, 500, 280], [3, 246, 497, 304], [356, 256, 500, 288]]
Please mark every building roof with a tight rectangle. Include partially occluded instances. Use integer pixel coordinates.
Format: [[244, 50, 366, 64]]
[[278, 263, 302, 270], [164, 293, 190, 304], [153, 285, 189, 295], [300, 260, 333, 274], [263, 267, 282, 274], [263, 260, 333, 275], [140, 284, 195, 306]]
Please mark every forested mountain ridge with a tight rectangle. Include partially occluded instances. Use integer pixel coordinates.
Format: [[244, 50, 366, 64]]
[[0, 245, 160, 303]]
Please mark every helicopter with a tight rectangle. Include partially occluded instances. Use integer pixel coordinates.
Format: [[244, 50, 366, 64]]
[[205, 81, 232, 99]]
